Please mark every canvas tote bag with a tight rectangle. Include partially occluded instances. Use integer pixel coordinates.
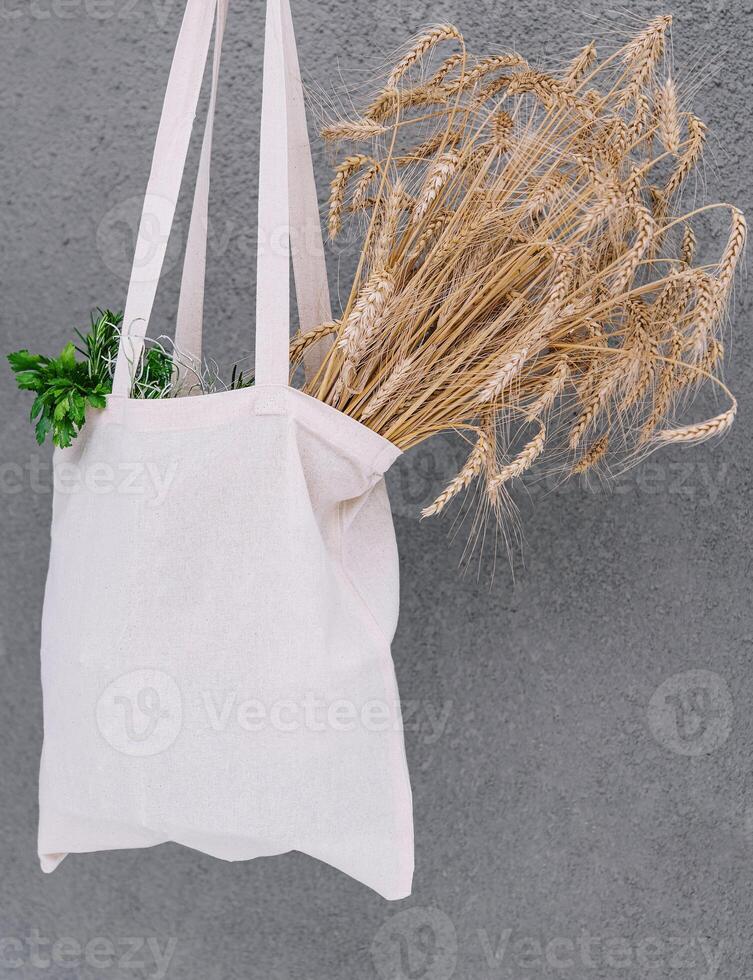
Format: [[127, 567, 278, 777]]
[[37, 0, 414, 901]]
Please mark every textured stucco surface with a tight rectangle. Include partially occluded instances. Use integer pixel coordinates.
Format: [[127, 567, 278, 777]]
[[1, 0, 752, 978]]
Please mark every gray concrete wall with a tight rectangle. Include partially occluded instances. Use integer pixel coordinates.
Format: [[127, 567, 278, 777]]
[[1, 0, 751, 978]]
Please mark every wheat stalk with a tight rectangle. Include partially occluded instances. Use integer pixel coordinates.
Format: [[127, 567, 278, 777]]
[[306, 16, 743, 531]]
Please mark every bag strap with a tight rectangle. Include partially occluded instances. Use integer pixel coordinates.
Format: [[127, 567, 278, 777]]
[[112, 0, 332, 397], [281, 0, 333, 378], [253, 0, 334, 382], [174, 0, 332, 382], [171, 0, 228, 381], [252, 0, 290, 385]]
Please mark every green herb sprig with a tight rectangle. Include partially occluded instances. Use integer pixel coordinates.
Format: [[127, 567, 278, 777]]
[[8, 310, 125, 448], [8, 309, 178, 448], [8, 308, 256, 448]]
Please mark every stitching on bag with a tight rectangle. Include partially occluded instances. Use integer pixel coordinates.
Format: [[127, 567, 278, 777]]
[[254, 389, 287, 416], [336, 500, 393, 651]]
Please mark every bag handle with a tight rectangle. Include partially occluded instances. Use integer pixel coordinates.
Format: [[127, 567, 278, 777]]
[[252, 0, 291, 385], [174, 0, 332, 383], [171, 0, 228, 382], [112, 0, 332, 397], [281, 0, 333, 379]]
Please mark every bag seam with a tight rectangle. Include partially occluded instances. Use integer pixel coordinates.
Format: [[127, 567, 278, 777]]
[[336, 500, 393, 651]]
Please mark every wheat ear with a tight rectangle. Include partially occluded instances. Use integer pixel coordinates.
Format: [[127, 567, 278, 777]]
[[477, 349, 528, 406], [429, 52, 465, 85], [328, 155, 371, 238], [489, 423, 546, 493], [321, 119, 386, 142], [657, 77, 681, 153], [654, 402, 737, 445], [526, 360, 569, 419], [444, 53, 524, 92], [611, 206, 655, 293], [718, 208, 747, 294], [709, 208, 747, 322], [572, 435, 609, 473], [618, 15, 671, 106], [371, 180, 407, 270], [665, 115, 706, 196], [339, 271, 395, 368], [388, 25, 463, 88], [564, 42, 597, 87], [680, 224, 696, 266], [361, 354, 418, 420], [290, 322, 339, 363], [413, 151, 460, 224], [422, 428, 491, 517]]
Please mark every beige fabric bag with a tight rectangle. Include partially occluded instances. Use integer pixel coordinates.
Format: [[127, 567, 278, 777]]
[[38, 0, 414, 900]]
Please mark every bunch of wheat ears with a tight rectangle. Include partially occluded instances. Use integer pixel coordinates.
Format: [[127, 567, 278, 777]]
[[293, 16, 745, 519]]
